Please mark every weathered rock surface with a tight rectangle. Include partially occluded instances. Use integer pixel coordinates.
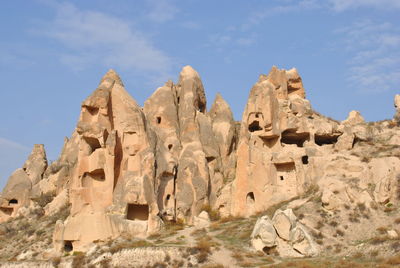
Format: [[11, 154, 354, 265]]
[[0, 144, 48, 222], [394, 94, 400, 125], [251, 209, 319, 257], [1, 64, 400, 260]]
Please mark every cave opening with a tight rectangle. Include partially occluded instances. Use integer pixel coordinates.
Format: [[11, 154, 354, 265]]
[[64, 241, 73, 252], [126, 204, 149, 221], [83, 136, 101, 155], [315, 134, 339, 146], [246, 192, 255, 203], [280, 130, 310, 147], [248, 121, 262, 132], [8, 199, 18, 205], [0, 207, 13, 215]]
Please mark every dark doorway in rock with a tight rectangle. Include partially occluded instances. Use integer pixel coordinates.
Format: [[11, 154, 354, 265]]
[[64, 241, 73, 252], [156, 117, 161, 124], [315, 134, 339, 146], [0, 207, 13, 215], [8, 199, 18, 205], [248, 121, 262, 132], [280, 130, 310, 147], [280, 176, 284, 181], [83, 136, 101, 154], [168, 144, 173, 151], [246, 192, 255, 203], [302, 156, 309, 165], [263, 245, 277, 255], [126, 204, 149, 221]]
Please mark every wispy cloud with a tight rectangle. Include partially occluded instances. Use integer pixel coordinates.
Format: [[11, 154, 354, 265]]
[[336, 20, 400, 93], [0, 137, 30, 151], [146, 0, 179, 23], [243, 0, 321, 29], [35, 2, 173, 80], [329, 0, 400, 11]]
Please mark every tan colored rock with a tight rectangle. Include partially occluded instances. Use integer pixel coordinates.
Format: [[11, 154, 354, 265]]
[[252, 209, 319, 257], [342, 111, 365, 125], [251, 215, 278, 251], [54, 70, 160, 252], [272, 209, 297, 241], [286, 68, 306, 99], [174, 66, 211, 223], [209, 93, 238, 180], [44, 189, 69, 216], [290, 223, 319, 257], [388, 230, 398, 239], [369, 157, 400, 204], [193, 211, 211, 229], [23, 144, 47, 185], [394, 94, 400, 124], [0, 144, 48, 222], [231, 67, 312, 217]]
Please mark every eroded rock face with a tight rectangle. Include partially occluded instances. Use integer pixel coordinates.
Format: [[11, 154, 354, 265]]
[[394, 94, 400, 125], [54, 66, 232, 251], [231, 67, 316, 217], [2, 64, 400, 257], [0, 144, 47, 222]]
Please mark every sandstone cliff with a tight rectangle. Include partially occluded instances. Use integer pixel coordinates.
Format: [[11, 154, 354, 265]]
[[1, 65, 400, 267]]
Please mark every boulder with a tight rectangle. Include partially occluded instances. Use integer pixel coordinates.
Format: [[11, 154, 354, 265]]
[[342, 111, 365, 125], [250, 215, 278, 251], [251, 209, 320, 257], [193, 211, 211, 229]]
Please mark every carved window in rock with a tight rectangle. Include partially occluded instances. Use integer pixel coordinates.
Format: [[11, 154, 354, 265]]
[[156, 116, 162, 124], [280, 130, 310, 147], [82, 169, 106, 188], [246, 192, 256, 214], [248, 112, 264, 133], [126, 204, 149, 221], [314, 134, 339, 146], [8, 199, 18, 206], [64, 241, 73, 252], [82, 136, 101, 155], [275, 162, 297, 191], [302, 156, 309, 165], [246, 192, 255, 205], [0, 207, 13, 215], [82, 105, 99, 123], [165, 194, 171, 207]]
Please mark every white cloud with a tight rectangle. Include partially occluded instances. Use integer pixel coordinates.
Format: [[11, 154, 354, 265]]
[[146, 0, 178, 23], [336, 20, 400, 93], [37, 2, 172, 78], [243, 0, 321, 29], [236, 36, 256, 46], [330, 0, 400, 11], [0, 137, 30, 151]]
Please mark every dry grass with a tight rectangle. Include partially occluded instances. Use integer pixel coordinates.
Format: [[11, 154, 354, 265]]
[[109, 239, 154, 254], [200, 204, 221, 221]]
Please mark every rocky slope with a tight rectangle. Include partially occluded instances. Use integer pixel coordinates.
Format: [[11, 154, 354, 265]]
[[1, 66, 400, 267]]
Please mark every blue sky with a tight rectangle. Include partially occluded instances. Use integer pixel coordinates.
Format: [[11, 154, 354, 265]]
[[1, 0, 399, 188]]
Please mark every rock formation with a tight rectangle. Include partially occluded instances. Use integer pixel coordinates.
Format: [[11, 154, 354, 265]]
[[394, 94, 400, 125], [1, 64, 400, 260], [251, 209, 319, 257], [0, 144, 47, 222]]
